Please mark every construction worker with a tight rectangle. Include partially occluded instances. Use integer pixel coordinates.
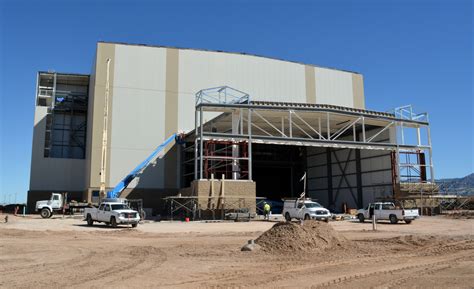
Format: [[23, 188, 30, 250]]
[[263, 202, 271, 220]]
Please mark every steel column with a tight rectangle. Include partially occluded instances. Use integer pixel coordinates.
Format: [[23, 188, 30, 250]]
[[326, 148, 334, 208], [199, 106, 204, 179], [362, 117, 366, 142], [327, 112, 331, 139], [194, 109, 198, 179], [248, 108, 253, 180], [355, 149, 363, 208], [417, 127, 421, 146], [427, 127, 434, 182], [289, 110, 293, 138], [318, 117, 322, 140]]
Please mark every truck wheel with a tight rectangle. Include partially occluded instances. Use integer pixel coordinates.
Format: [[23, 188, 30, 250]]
[[131, 223, 138, 228], [389, 214, 398, 224], [325, 218, 329, 223], [110, 217, 117, 228], [358, 214, 365, 223], [304, 214, 311, 220], [285, 212, 291, 222], [86, 214, 94, 226], [405, 219, 412, 224], [40, 208, 51, 219]]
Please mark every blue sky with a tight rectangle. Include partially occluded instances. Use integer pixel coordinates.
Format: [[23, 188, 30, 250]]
[[0, 0, 472, 203]]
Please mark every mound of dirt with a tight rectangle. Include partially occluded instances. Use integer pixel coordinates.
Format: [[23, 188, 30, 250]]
[[255, 220, 346, 253]]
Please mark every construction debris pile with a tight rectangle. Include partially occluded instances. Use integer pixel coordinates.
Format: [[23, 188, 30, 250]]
[[255, 220, 346, 253]]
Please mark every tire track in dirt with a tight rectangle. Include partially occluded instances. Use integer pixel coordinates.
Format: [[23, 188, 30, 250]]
[[68, 246, 167, 288], [191, 239, 474, 288], [311, 248, 473, 289], [4, 244, 167, 288]]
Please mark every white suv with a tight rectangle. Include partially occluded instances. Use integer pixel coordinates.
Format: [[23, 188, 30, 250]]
[[283, 199, 331, 222]]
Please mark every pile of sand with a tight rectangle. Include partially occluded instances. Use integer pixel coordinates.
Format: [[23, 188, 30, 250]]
[[255, 220, 346, 253]]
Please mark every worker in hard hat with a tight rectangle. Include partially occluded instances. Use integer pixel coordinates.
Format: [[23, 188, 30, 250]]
[[263, 202, 271, 220]]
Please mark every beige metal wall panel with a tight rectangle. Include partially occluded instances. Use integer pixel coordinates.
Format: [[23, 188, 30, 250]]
[[305, 65, 316, 104], [314, 67, 354, 107], [84, 56, 96, 189], [86, 42, 115, 190], [164, 48, 180, 189], [177, 49, 307, 131], [108, 44, 167, 188], [29, 107, 86, 191], [352, 73, 365, 109]]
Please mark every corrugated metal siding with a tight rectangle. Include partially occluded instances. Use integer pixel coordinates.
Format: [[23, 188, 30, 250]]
[[306, 131, 393, 210]]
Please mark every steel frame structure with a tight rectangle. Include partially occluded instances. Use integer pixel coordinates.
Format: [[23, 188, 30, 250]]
[[190, 87, 434, 188], [36, 72, 89, 159]]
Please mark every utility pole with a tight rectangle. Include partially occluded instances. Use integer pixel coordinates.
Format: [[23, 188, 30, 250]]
[[99, 58, 111, 200]]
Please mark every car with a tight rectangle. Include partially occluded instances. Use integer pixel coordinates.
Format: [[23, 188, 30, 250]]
[[282, 199, 331, 222], [84, 199, 140, 228]]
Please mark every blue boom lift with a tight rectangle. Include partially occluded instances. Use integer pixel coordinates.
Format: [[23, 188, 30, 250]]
[[106, 133, 184, 199]]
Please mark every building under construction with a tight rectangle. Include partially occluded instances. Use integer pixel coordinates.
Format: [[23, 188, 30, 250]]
[[28, 41, 436, 215]]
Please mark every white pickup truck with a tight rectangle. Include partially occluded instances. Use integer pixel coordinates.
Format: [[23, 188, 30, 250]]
[[84, 200, 140, 228], [283, 199, 331, 222], [357, 202, 419, 224]]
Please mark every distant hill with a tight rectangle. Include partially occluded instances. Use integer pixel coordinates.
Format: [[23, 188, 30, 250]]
[[436, 173, 474, 195]]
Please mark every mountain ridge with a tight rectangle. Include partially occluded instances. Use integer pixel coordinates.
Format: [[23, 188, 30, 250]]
[[436, 173, 474, 195]]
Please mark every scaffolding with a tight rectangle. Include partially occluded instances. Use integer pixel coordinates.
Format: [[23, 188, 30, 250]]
[[202, 140, 249, 180], [163, 196, 265, 221]]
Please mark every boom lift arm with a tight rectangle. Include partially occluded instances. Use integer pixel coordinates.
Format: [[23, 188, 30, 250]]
[[107, 133, 184, 199]]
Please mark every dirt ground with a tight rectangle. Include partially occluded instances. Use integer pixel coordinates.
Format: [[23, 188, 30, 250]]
[[0, 215, 473, 288]]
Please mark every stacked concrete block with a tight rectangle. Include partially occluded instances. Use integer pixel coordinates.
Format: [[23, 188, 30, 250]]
[[183, 180, 256, 215]]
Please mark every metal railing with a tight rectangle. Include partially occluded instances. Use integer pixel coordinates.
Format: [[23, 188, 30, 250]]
[[196, 86, 250, 106]]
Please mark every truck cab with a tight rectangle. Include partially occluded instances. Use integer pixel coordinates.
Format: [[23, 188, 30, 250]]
[[35, 193, 64, 218]]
